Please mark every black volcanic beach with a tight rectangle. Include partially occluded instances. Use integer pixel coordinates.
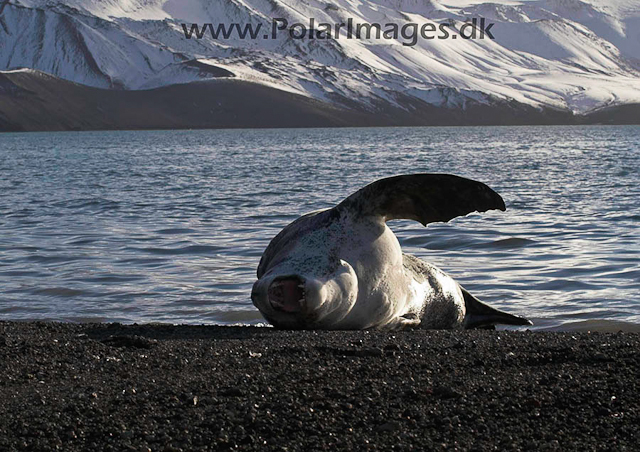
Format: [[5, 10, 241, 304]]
[[0, 322, 637, 451]]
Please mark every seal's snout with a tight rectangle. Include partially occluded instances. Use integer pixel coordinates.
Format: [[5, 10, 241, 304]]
[[268, 276, 305, 313]]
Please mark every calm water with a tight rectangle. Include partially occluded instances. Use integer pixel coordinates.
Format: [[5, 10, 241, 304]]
[[0, 126, 638, 331]]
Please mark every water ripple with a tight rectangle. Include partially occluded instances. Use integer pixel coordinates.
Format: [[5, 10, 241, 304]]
[[0, 126, 638, 330]]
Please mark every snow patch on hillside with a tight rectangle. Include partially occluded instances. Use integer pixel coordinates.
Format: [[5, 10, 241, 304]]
[[2, 0, 639, 113]]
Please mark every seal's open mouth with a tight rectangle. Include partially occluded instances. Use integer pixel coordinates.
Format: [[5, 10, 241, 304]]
[[268, 276, 305, 313]]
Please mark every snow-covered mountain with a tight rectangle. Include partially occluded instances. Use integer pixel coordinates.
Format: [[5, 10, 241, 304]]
[[1, 0, 639, 115]]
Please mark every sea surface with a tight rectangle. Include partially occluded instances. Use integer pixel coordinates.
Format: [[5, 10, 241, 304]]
[[0, 126, 638, 331]]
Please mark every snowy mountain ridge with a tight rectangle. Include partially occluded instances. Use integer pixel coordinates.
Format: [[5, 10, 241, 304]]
[[1, 0, 639, 114]]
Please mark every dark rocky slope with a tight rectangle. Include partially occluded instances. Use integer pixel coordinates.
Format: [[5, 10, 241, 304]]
[[4, 71, 635, 132]]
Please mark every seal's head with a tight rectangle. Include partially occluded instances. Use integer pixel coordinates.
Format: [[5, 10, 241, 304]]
[[251, 259, 358, 329]]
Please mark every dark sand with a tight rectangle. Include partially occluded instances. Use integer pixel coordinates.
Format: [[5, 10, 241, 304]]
[[0, 322, 637, 451]]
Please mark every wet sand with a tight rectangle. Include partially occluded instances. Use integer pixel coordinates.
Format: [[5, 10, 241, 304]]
[[0, 321, 638, 451]]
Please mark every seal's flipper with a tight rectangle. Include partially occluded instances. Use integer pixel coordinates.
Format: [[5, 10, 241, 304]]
[[461, 288, 532, 329], [336, 174, 505, 226]]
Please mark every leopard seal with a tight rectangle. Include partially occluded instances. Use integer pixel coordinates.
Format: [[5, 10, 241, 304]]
[[251, 174, 532, 330]]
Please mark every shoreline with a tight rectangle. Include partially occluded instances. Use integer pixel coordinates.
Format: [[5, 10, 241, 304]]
[[0, 321, 637, 451]]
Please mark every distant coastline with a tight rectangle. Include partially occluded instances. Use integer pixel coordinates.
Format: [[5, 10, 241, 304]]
[[1, 70, 638, 133]]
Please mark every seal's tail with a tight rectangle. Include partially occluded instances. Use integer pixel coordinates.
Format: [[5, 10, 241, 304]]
[[461, 288, 532, 329]]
